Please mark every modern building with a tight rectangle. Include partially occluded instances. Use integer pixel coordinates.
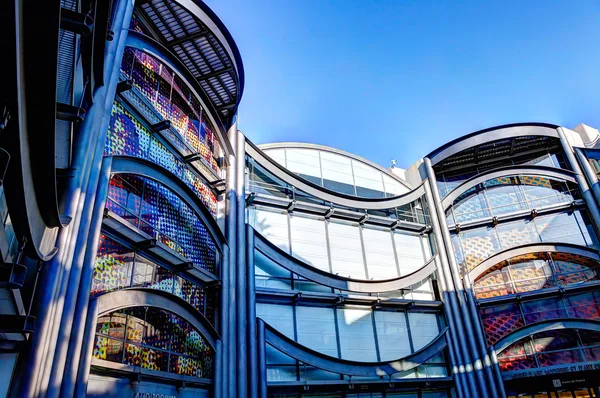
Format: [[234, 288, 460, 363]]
[[1, 1, 600, 398]]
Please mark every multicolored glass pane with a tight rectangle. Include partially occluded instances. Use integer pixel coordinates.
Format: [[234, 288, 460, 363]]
[[94, 307, 213, 378], [105, 102, 217, 215], [118, 48, 219, 173]]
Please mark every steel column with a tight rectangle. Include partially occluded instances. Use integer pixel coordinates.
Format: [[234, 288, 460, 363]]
[[575, 147, 600, 213], [247, 225, 258, 398], [558, 127, 600, 236], [59, 155, 113, 398], [424, 158, 500, 397], [220, 247, 231, 398], [214, 339, 223, 398], [424, 184, 479, 398], [47, 1, 135, 394], [236, 130, 247, 397], [73, 298, 99, 397], [257, 318, 267, 398], [225, 122, 238, 396]]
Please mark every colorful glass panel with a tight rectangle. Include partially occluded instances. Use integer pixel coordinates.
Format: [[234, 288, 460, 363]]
[[105, 102, 217, 215], [92, 235, 207, 315], [93, 307, 213, 379], [498, 329, 600, 372], [106, 173, 217, 273], [91, 235, 134, 294], [118, 48, 219, 173], [473, 252, 600, 300]]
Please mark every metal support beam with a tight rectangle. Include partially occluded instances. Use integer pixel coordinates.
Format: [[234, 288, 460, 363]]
[[423, 184, 480, 398], [236, 130, 247, 398], [424, 158, 504, 398], [558, 128, 600, 238], [575, 147, 600, 215], [257, 319, 267, 398], [247, 225, 258, 398]]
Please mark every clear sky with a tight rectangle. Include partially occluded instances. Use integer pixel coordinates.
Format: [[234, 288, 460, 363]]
[[206, 0, 600, 169]]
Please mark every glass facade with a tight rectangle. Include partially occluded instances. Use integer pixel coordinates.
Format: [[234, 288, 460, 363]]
[[257, 303, 447, 382], [451, 209, 597, 273], [105, 102, 218, 215], [93, 307, 214, 378], [106, 173, 217, 273], [120, 47, 220, 173], [480, 291, 600, 345], [446, 175, 579, 225], [436, 149, 567, 198], [473, 252, 600, 300], [247, 158, 428, 224], [263, 147, 409, 198], [497, 328, 600, 372], [249, 206, 435, 300], [91, 234, 215, 321], [10, 0, 600, 395]]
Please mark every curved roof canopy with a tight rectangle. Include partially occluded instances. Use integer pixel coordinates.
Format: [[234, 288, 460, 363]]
[[426, 123, 561, 171], [134, 0, 244, 125]]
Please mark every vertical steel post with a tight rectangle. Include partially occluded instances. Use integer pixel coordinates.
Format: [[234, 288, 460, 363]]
[[424, 158, 500, 397], [59, 155, 113, 398], [257, 318, 267, 398], [73, 298, 99, 396], [47, 0, 135, 393], [559, 128, 600, 237], [236, 131, 247, 398], [226, 122, 238, 396], [424, 184, 480, 398], [247, 225, 258, 398], [575, 147, 600, 208], [214, 339, 223, 398]]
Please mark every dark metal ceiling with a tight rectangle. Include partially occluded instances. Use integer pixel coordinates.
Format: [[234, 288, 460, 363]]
[[435, 135, 560, 173], [134, 0, 243, 123]]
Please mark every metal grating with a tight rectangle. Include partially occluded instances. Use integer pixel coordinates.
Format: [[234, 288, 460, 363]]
[[436, 136, 559, 172], [136, 0, 239, 120]]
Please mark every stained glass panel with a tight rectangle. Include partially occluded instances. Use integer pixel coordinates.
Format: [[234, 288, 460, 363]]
[[105, 102, 217, 215], [105, 173, 217, 273], [93, 307, 214, 379]]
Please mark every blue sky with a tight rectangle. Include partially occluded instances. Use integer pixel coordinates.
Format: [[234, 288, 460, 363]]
[[207, 0, 600, 169]]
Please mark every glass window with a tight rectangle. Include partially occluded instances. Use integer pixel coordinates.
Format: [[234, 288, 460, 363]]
[[328, 221, 366, 279], [407, 313, 439, 351], [521, 297, 567, 324], [457, 226, 501, 272], [257, 303, 295, 338], [256, 303, 296, 380], [480, 303, 524, 345], [451, 188, 490, 224], [362, 227, 397, 280], [106, 174, 217, 273], [484, 177, 526, 215], [320, 151, 355, 195], [290, 215, 330, 272], [336, 307, 377, 361], [263, 148, 286, 166], [383, 175, 409, 196], [255, 251, 292, 290], [92, 235, 134, 294], [285, 149, 322, 185], [352, 160, 385, 198], [296, 306, 338, 358], [496, 219, 539, 250], [249, 208, 290, 253], [536, 211, 593, 247], [105, 103, 218, 216], [93, 307, 213, 378], [394, 232, 428, 275], [92, 235, 209, 316], [374, 311, 411, 360]]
